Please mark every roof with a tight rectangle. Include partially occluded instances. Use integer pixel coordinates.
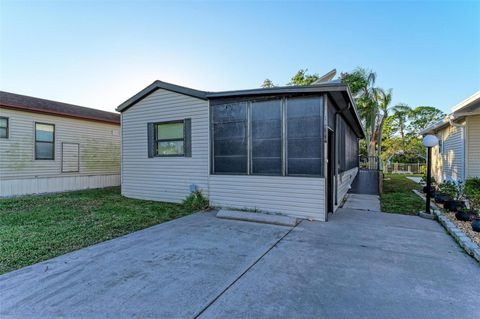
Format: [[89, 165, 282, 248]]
[[116, 80, 365, 138], [420, 91, 480, 135], [0, 91, 120, 125]]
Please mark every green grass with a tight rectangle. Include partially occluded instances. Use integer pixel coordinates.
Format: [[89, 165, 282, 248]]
[[0, 187, 197, 274], [380, 174, 425, 215]]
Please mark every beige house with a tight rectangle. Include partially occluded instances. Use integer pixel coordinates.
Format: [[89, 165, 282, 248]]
[[421, 91, 480, 183], [0, 91, 121, 196]]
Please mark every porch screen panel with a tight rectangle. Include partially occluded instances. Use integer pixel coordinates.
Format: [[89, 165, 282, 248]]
[[286, 96, 323, 176], [339, 116, 358, 173], [251, 99, 282, 175], [212, 102, 248, 174]]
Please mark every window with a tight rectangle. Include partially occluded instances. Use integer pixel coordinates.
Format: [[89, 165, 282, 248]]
[[0, 117, 8, 138], [211, 96, 324, 177], [148, 119, 191, 157], [286, 97, 323, 176], [251, 99, 282, 175], [35, 123, 55, 160], [212, 102, 248, 174]]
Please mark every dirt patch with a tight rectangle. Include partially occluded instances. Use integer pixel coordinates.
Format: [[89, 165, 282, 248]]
[[444, 212, 480, 246]]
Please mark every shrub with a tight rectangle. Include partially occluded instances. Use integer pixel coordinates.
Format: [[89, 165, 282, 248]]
[[437, 181, 457, 198], [464, 177, 480, 214], [421, 174, 436, 186], [182, 191, 209, 211]]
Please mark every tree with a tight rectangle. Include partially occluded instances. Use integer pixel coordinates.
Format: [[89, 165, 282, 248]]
[[375, 88, 393, 169], [408, 106, 445, 135], [341, 67, 379, 168], [261, 79, 275, 88], [391, 103, 412, 149], [287, 69, 319, 86]]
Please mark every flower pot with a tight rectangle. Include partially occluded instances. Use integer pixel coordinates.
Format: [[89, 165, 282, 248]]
[[434, 193, 452, 204], [455, 210, 474, 222], [472, 218, 480, 233], [443, 200, 466, 212]]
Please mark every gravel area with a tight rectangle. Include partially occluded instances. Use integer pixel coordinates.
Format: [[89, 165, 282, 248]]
[[444, 212, 480, 246]]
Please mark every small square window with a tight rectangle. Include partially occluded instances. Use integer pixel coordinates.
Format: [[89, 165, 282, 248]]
[[154, 121, 185, 156], [0, 117, 8, 138]]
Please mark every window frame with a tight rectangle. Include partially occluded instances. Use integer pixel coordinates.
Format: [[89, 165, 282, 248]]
[[0, 116, 8, 139], [35, 122, 55, 160], [153, 119, 186, 157]]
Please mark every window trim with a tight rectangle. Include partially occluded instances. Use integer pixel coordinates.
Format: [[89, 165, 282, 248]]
[[153, 119, 185, 157], [0, 116, 8, 139], [35, 122, 55, 160]]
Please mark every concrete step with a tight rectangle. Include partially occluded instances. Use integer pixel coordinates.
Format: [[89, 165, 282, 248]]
[[216, 209, 299, 227]]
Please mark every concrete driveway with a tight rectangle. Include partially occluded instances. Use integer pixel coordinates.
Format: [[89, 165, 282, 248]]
[[1, 209, 479, 319]]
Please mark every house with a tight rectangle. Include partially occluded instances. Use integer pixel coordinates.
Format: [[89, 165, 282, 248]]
[[0, 91, 121, 196], [420, 91, 480, 183], [117, 80, 364, 221]]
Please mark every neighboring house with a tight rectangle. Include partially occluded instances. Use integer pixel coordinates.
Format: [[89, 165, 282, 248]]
[[0, 91, 121, 196], [117, 80, 364, 222], [421, 91, 480, 183]]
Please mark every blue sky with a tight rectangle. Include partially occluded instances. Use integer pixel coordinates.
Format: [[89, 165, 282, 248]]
[[1, 0, 479, 114]]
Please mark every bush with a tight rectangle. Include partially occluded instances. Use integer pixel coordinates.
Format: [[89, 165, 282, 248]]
[[421, 174, 436, 186], [437, 181, 457, 199], [465, 178, 480, 214], [182, 191, 209, 211]]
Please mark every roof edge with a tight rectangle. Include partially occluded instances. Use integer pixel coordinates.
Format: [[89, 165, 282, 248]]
[[1, 103, 120, 125], [116, 80, 208, 112]]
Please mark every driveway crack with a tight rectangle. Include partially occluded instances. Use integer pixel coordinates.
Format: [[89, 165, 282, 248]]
[[192, 221, 300, 319]]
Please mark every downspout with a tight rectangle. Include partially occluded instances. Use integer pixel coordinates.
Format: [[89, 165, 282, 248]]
[[334, 102, 352, 205]]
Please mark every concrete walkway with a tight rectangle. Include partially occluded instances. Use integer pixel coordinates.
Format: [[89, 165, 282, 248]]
[[1, 210, 478, 319], [342, 193, 381, 212]]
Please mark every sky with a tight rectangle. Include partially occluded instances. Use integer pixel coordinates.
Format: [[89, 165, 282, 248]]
[[0, 0, 479, 114]]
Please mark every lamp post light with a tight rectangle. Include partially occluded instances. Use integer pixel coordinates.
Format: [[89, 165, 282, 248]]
[[422, 135, 439, 217]]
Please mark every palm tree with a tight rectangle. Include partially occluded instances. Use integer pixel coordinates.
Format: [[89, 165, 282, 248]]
[[391, 103, 411, 150], [375, 88, 393, 170]]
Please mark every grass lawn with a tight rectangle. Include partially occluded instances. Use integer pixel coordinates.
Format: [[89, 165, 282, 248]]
[[381, 174, 425, 215], [0, 187, 197, 274]]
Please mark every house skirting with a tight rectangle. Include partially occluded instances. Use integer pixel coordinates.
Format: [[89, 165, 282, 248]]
[[0, 174, 120, 197]]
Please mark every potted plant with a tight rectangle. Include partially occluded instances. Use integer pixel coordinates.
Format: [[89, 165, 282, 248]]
[[464, 178, 480, 232], [439, 181, 466, 212]]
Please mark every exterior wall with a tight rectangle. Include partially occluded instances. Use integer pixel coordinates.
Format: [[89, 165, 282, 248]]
[[336, 167, 358, 209], [466, 115, 480, 178], [0, 108, 120, 196], [209, 175, 326, 221], [439, 124, 465, 181], [121, 89, 209, 203]]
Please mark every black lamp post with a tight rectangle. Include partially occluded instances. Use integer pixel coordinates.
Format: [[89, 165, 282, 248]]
[[422, 135, 439, 215]]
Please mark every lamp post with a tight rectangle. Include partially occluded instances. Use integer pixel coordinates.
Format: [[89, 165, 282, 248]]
[[422, 135, 439, 216]]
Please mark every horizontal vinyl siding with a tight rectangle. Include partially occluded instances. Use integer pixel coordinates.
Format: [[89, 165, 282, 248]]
[[440, 124, 464, 181], [209, 175, 325, 221], [336, 167, 358, 209], [0, 108, 120, 180], [1, 174, 120, 197], [121, 89, 209, 203], [467, 115, 480, 178]]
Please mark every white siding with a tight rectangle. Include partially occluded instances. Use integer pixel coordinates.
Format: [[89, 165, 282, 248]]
[[439, 124, 465, 181], [0, 108, 120, 196], [466, 115, 480, 178], [209, 175, 325, 221], [121, 89, 209, 203], [336, 167, 358, 209]]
